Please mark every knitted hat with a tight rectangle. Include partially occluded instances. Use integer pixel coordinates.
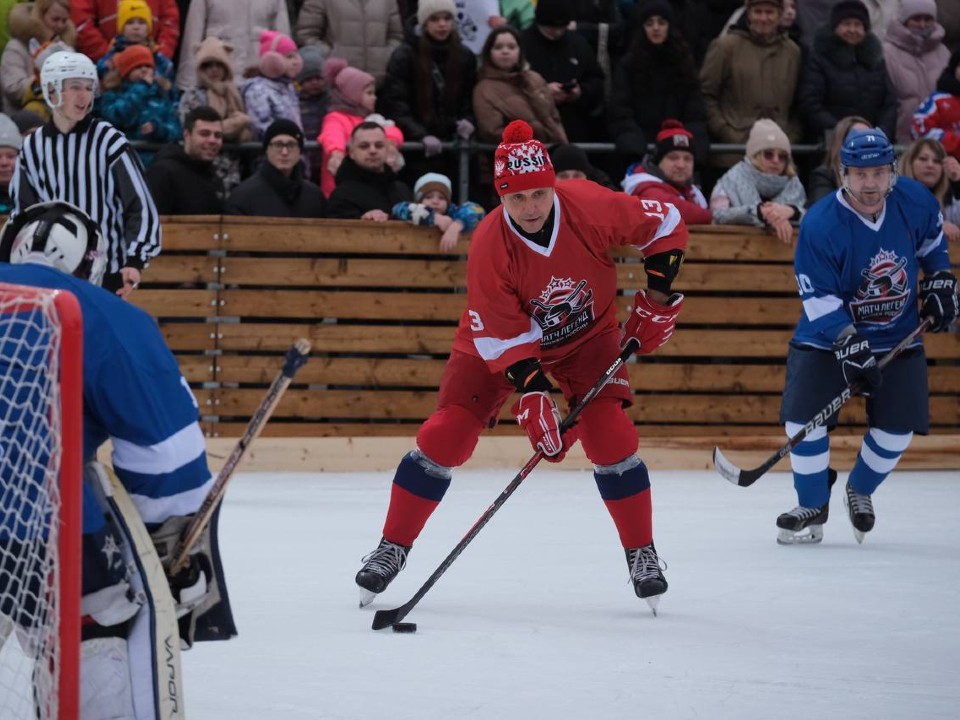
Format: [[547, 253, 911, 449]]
[[117, 0, 153, 33], [259, 30, 299, 79], [0, 113, 21, 151], [259, 30, 297, 58], [745, 118, 791, 158], [113, 44, 155, 78], [263, 118, 304, 151], [551, 144, 592, 175], [654, 119, 694, 163], [637, 0, 675, 25], [414, 172, 452, 202], [535, 0, 574, 27], [494, 120, 555, 196], [418, 0, 457, 26], [297, 45, 325, 83], [898, 0, 936, 22], [323, 57, 375, 103], [831, 0, 870, 30]]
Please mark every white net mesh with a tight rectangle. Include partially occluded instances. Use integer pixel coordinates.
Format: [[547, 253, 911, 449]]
[[0, 285, 63, 720]]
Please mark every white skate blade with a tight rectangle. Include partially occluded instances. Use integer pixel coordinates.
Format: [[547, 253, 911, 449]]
[[358, 588, 377, 608], [852, 528, 865, 544], [777, 525, 824, 545], [644, 595, 662, 617]]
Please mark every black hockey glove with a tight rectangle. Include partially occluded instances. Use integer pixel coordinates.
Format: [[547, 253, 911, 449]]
[[832, 333, 881, 393], [919, 270, 958, 333]]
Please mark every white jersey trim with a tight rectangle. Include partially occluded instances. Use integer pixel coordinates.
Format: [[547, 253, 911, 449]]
[[802, 294, 844, 321], [473, 316, 543, 361], [633, 202, 682, 253], [111, 422, 207, 475], [502, 194, 561, 256]]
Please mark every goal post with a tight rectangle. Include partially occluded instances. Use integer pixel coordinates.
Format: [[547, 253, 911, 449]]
[[0, 281, 81, 720]]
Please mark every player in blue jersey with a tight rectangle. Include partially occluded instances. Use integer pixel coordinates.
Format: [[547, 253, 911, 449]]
[[776, 128, 958, 545], [0, 202, 234, 719]]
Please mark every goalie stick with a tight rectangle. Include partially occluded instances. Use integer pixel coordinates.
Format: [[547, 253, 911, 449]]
[[371, 338, 640, 631], [713, 318, 932, 487], [168, 338, 311, 574]]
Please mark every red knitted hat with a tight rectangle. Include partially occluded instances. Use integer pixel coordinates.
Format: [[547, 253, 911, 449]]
[[113, 44, 155, 78], [654, 119, 694, 163], [494, 120, 555, 196]]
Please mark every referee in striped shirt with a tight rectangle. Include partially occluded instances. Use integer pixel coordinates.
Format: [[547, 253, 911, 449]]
[[9, 51, 160, 298]]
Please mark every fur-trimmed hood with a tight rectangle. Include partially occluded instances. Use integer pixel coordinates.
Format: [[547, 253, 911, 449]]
[[193, 36, 236, 81], [7, 2, 77, 47]]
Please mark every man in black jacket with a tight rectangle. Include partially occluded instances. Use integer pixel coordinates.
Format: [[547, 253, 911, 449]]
[[225, 119, 326, 218], [146, 106, 226, 215], [326, 122, 414, 220]]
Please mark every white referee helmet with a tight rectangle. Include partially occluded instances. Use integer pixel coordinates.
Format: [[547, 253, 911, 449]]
[[40, 51, 99, 109], [0, 202, 107, 286]]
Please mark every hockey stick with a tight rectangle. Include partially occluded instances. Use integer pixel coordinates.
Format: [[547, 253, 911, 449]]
[[167, 338, 311, 574], [713, 318, 932, 487], [371, 337, 640, 630]]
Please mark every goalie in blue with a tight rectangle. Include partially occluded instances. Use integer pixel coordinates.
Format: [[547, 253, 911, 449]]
[[776, 128, 957, 545], [0, 202, 235, 719]]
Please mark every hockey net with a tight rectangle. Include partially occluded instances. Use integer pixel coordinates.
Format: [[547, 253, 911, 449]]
[[0, 282, 81, 720]]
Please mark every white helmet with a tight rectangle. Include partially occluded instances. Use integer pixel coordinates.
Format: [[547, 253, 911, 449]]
[[40, 51, 98, 109], [0, 202, 107, 286]]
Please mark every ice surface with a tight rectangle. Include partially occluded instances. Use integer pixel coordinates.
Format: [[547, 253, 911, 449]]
[[183, 469, 960, 720]]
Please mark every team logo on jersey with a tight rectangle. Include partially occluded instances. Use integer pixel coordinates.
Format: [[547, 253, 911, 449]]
[[850, 248, 910, 324], [529, 276, 595, 348]]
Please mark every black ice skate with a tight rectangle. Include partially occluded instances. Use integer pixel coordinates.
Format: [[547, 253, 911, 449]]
[[776, 503, 829, 544], [844, 483, 875, 544], [356, 538, 410, 608], [625, 543, 668, 616]]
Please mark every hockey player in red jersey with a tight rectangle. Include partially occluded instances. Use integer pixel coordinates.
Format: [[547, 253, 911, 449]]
[[356, 121, 688, 614]]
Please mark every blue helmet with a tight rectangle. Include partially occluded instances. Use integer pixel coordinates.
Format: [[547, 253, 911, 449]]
[[840, 128, 895, 169]]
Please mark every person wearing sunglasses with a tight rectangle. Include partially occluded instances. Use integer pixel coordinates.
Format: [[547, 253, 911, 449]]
[[225, 118, 326, 217], [709, 118, 806, 243]]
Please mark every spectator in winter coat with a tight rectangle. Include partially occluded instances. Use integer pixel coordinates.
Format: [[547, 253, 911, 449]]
[[520, 0, 605, 142], [296, 45, 329, 183], [178, 35, 252, 193], [241, 30, 303, 140], [700, 0, 802, 169], [551, 142, 616, 188], [621, 119, 712, 225], [318, 57, 404, 196], [391, 172, 486, 251], [96, 43, 181, 166], [899, 136, 960, 242], [146, 105, 226, 214], [473, 26, 567, 145], [1, 0, 76, 115], [95, 0, 175, 82], [378, 0, 478, 178], [326, 121, 414, 219], [798, 0, 898, 140], [709, 118, 806, 243], [913, 50, 960, 159], [225, 118, 326, 217], [882, 0, 951, 144], [805, 114, 870, 207], [797, 0, 898, 45], [0, 113, 21, 213], [294, 0, 403, 85], [176, 0, 291, 92], [609, 0, 707, 172], [71, 0, 179, 61]]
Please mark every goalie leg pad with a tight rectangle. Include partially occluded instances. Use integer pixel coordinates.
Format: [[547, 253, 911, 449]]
[[80, 637, 137, 720]]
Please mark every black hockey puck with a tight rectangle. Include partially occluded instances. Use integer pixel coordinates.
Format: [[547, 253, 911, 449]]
[[392, 622, 417, 633]]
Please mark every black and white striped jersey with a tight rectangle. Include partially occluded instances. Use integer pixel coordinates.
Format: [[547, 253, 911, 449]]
[[10, 116, 161, 273]]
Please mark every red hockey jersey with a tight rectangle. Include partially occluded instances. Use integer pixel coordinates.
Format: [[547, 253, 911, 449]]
[[453, 180, 688, 374], [912, 91, 960, 159]]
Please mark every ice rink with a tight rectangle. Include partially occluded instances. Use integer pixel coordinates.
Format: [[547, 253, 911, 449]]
[[182, 467, 960, 720]]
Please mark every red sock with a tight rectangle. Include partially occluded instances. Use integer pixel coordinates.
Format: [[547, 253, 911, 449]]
[[602, 488, 653, 548], [382, 484, 441, 547]]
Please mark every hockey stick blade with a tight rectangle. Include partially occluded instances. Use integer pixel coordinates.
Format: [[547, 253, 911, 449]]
[[371, 338, 639, 631], [712, 319, 931, 487]]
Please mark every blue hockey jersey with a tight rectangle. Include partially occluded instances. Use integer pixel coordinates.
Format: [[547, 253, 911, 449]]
[[792, 177, 952, 351], [0, 264, 213, 536]]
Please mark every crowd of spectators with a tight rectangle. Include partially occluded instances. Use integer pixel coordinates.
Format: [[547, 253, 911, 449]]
[[2, 0, 960, 241]]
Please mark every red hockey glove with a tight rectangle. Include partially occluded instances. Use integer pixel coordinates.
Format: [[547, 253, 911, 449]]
[[512, 391, 565, 461], [624, 290, 684, 355]]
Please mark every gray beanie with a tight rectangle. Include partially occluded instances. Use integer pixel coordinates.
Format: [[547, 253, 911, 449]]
[[0, 113, 22, 151], [297, 45, 325, 84]]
